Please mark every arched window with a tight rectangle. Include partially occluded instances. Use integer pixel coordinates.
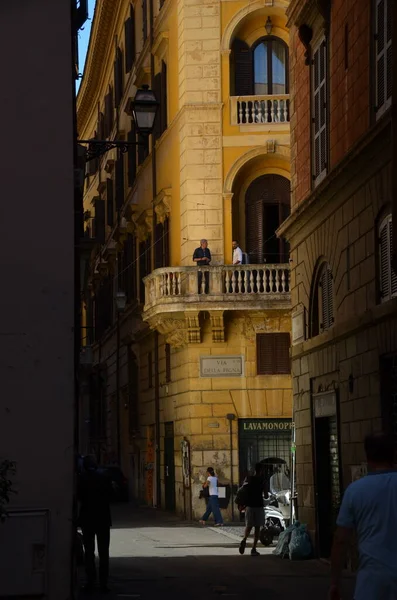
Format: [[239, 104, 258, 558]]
[[253, 37, 288, 95], [379, 214, 397, 302], [231, 36, 289, 97], [245, 174, 290, 264], [309, 262, 334, 337]]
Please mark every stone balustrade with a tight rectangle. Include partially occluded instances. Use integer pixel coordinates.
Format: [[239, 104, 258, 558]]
[[144, 264, 290, 313], [230, 95, 290, 125]]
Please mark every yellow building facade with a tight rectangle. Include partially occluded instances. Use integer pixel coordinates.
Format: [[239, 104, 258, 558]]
[[78, 0, 292, 519]]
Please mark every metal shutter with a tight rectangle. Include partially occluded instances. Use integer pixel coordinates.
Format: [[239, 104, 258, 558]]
[[380, 215, 397, 301], [320, 264, 334, 330]]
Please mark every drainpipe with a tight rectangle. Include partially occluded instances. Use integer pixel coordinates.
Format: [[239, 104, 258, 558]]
[[149, 0, 161, 509], [226, 414, 236, 521]]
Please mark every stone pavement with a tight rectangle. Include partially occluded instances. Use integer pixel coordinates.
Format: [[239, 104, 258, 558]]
[[78, 504, 355, 600]]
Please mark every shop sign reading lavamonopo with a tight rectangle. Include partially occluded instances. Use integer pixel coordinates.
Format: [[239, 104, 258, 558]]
[[199, 355, 244, 378]]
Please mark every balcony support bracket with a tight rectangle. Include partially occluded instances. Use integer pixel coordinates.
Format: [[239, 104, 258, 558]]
[[210, 311, 225, 343]]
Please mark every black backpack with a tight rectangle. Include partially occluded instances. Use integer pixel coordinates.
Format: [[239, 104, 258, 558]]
[[241, 252, 249, 265]]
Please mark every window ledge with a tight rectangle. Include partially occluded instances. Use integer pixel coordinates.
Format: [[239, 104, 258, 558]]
[[291, 298, 397, 360]]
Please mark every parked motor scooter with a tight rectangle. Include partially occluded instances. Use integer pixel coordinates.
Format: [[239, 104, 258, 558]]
[[260, 489, 291, 547]]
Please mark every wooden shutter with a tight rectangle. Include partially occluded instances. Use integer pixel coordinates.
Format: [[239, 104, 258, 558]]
[[94, 198, 105, 244], [137, 132, 149, 165], [87, 132, 98, 176], [114, 48, 124, 108], [274, 333, 291, 374], [125, 6, 136, 73], [161, 61, 168, 133], [115, 154, 125, 209], [165, 343, 171, 382], [164, 216, 170, 267], [148, 351, 153, 388], [153, 72, 162, 141], [98, 112, 105, 140], [312, 39, 328, 186], [146, 235, 152, 274], [139, 240, 146, 302], [375, 0, 392, 117], [380, 216, 397, 301], [142, 0, 148, 42], [127, 122, 137, 186], [319, 263, 334, 330], [155, 222, 164, 269], [257, 333, 290, 375], [106, 177, 114, 227], [104, 89, 114, 137], [232, 38, 253, 96]]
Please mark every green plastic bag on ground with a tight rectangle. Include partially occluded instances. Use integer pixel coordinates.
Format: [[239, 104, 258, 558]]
[[288, 522, 313, 560]]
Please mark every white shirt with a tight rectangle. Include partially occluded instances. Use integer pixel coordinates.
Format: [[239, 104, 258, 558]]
[[233, 247, 243, 265], [207, 475, 218, 496]]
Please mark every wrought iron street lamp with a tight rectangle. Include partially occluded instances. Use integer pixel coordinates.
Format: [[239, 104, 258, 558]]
[[129, 85, 159, 135], [79, 85, 159, 162]]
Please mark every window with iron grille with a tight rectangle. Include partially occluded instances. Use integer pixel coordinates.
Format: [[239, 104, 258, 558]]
[[311, 38, 328, 187], [379, 215, 397, 302], [256, 333, 290, 375], [375, 0, 392, 119]]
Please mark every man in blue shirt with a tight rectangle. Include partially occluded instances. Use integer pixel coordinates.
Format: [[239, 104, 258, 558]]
[[330, 433, 397, 600], [193, 239, 211, 293]]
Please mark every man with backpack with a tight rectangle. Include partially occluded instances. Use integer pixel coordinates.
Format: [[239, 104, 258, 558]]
[[236, 463, 266, 556]]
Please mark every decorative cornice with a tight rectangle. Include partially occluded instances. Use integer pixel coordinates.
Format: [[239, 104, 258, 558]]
[[134, 208, 153, 241], [76, 0, 118, 132]]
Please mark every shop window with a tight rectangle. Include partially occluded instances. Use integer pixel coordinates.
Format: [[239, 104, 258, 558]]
[[312, 38, 328, 187], [375, 0, 392, 119], [379, 214, 397, 302], [256, 333, 290, 375], [309, 262, 334, 337], [165, 343, 171, 382]]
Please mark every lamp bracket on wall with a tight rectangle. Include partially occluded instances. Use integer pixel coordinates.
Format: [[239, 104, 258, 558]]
[[79, 139, 147, 162]]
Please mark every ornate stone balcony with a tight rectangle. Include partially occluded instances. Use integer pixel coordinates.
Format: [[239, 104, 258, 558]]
[[143, 265, 291, 346], [230, 95, 290, 127]]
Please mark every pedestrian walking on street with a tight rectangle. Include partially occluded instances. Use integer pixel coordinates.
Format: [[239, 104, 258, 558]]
[[239, 463, 265, 556], [199, 467, 224, 527], [329, 433, 397, 600], [78, 455, 113, 593]]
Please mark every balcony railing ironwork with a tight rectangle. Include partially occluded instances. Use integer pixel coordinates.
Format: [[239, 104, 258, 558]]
[[231, 95, 290, 126], [144, 264, 290, 312]]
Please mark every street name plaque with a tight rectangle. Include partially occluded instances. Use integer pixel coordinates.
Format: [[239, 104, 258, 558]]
[[199, 355, 244, 378]]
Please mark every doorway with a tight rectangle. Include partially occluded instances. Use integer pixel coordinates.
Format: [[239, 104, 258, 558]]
[[164, 422, 176, 511], [313, 391, 342, 558]]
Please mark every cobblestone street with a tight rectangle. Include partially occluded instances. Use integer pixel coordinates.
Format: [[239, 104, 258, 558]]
[[79, 506, 355, 600]]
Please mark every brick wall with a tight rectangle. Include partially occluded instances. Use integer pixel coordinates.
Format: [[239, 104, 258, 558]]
[[329, 0, 371, 167], [289, 0, 371, 207], [290, 25, 311, 208]]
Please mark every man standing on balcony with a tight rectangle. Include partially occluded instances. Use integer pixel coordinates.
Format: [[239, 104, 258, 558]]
[[232, 240, 243, 265], [193, 239, 211, 294]]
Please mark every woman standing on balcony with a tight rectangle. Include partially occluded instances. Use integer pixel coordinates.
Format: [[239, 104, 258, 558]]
[[199, 467, 224, 527]]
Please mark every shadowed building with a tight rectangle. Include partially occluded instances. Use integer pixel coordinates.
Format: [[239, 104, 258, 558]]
[[279, 0, 396, 558]]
